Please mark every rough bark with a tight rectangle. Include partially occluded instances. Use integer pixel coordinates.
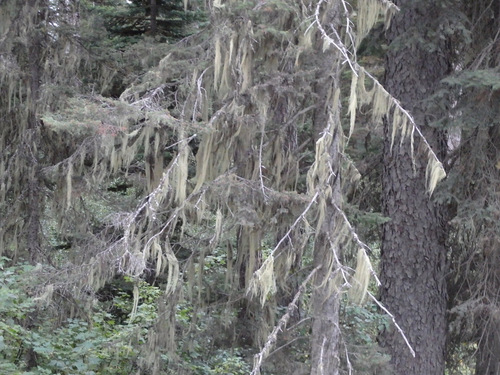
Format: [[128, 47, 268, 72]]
[[23, 6, 45, 370], [310, 99, 341, 375], [310, 205, 341, 375], [309, 8, 343, 371], [379, 0, 451, 374], [25, 1, 44, 265], [27, 29, 43, 265]]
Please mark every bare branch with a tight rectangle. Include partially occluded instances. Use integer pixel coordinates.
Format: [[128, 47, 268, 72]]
[[250, 266, 321, 375], [333, 202, 381, 286], [314, 0, 445, 181], [368, 291, 416, 357]]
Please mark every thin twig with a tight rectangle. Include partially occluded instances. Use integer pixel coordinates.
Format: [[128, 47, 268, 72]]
[[344, 340, 353, 375], [251, 266, 321, 375], [367, 291, 416, 357], [258, 122, 269, 201], [333, 202, 381, 286], [271, 190, 319, 258], [314, 0, 444, 171]]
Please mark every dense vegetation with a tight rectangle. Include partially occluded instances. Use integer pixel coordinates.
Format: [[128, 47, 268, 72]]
[[0, 0, 499, 374]]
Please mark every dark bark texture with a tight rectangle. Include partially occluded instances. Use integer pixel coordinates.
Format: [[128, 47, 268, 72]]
[[27, 26, 43, 265], [379, 0, 451, 374]]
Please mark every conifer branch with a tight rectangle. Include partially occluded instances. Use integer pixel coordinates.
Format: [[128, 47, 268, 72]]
[[268, 191, 319, 258], [246, 190, 318, 299], [250, 265, 321, 375], [333, 202, 381, 286], [314, 0, 445, 192]]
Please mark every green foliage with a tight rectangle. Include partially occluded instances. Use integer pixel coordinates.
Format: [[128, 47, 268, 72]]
[[0, 260, 253, 374], [0, 262, 160, 374], [445, 342, 476, 375], [83, 0, 205, 43], [341, 302, 392, 374], [443, 70, 500, 91], [176, 349, 251, 375], [344, 203, 390, 246], [5, 0, 496, 373], [205, 349, 251, 375], [76, 0, 206, 96], [29, 319, 112, 374], [0, 258, 36, 373]]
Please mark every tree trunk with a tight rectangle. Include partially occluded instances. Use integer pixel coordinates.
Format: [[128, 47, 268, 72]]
[[150, 0, 158, 36], [25, 0, 44, 265], [379, 0, 451, 374], [310, 206, 341, 375], [309, 5, 343, 369], [310, 96, 341, 375]]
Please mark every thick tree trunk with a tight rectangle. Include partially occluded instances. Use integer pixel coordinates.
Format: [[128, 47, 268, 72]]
[[379, 0, 451, 374]]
